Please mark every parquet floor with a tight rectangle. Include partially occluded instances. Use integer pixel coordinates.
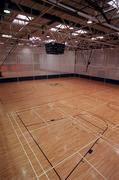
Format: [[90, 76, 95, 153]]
[[0, 78, 119, 180]]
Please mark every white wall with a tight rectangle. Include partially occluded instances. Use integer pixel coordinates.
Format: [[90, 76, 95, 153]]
[[0, 44, 119, 80], [0, 45, 75, 78], [40, 51, 75, 74], [75, 48, 119, 80]]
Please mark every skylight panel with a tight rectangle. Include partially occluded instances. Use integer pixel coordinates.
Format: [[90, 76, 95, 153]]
[[2, 34, 12, 38], [17, 14, 33, 21], [13, 14, 33, 25], [13, 19, 28, 25], [91, 36, 104, 40], [72, 32, 78, 36], [50, 28, 58, 32], [69, 26, 74, 30], [108, 0, 119, 9], [76, 30, 87, 34], [29, 37, 41, 41], [56, 24, 69, 29]]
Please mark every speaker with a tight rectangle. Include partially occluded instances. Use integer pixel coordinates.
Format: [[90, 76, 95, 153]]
[[45, 42, 65, 54]]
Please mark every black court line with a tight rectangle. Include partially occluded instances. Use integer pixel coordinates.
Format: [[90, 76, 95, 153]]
[[25, 117, 65, 127], [89, 111, 117, 127], [65, 125, 108, 180], [16, 112, 62, 180], [74, 115, 105, 131]]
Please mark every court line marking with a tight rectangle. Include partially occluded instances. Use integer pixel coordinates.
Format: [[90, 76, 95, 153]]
[[15, 111, 102, 179], [14, 93, 86, 113], [38, 137, 100, 178], [75, 111, 108, 128], [15, 102, 107, 131], [56, 107, 119, 152], [15, 93, 108, 116], [79, 160, 102, 180], [29, 119, 69, 133], [16, 103, 119, 150], [76, 116, 119, 150], [7, 113, 39, 180], [17, 99, 118, 132], [16, 103, 114, 133], [12, 100, 119, 179], [6, 81, 118, 179], [16, 100, 119, 148], [14, 108, 103, 179], [4, 88, 67, 104], [33, 109, 49, 126], [15, 87, 108, 113], [69, 111, 119, 150], [78, 152, 107, 180], [15, 112, 62, 180], [10, 112, 50, 180]]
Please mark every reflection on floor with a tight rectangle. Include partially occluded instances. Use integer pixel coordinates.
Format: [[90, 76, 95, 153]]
[[0, 78, 119, 179]]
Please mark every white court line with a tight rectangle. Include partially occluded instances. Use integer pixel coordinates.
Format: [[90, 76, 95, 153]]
[[56, 107, 119, 153], [78, 152, 107, 180], [29, 118, 68, 133], [14, 102, 119, 178], [16, 102, 119, 152], [79, 160, 102, 180], [81, 109, 119, 134], [38, 137, 100, 178], [29, 109, 68, 133], [16, 99, 117, 131], [11, 112, 50, 180], [15, 88, 107, 113], [15, 93, 84, 113], [33, 109, 49, 126], [76, 111, 108, 128], [8, 113, 39, 180], [16, 101, 119, 150], [15, 111, 102, 179]]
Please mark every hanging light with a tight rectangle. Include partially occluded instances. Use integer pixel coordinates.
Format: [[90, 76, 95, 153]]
[[4, 3, 11, 14], [87, 20, 93, 24]]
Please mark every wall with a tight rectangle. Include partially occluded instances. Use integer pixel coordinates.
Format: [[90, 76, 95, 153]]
[[0, 44, 119, 81], [75, 48, 119, 80], [0, 45, 75, 78]]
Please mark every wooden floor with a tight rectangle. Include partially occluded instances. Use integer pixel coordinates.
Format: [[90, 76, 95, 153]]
[[0, 77, 119, 180]]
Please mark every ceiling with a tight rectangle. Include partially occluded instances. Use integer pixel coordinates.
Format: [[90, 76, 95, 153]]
[[0, 0, 119, 49]]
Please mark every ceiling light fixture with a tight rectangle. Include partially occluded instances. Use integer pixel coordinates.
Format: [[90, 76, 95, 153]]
[[18, 43, 24, 46], [91, 37, 96, 40], [87, 20, 93, 24], [2, 34, 12, 38], [69, 27, 74, 30], [4, 9, 10, 14], [65, 42, 68, 45], [72, 32, 78, 36], [50, 28, 58, 32], [97, 36, 104, 39], [4, 3, 10, 14], [44, 39, 56, 43]]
